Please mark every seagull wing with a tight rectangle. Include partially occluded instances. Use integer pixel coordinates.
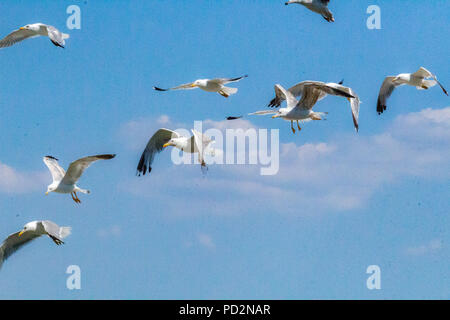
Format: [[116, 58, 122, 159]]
[[153, 82, 198, 91], [377, 76, 397, 114], [137, 129, 179, 175], [268, 81, 305, 108], [249, 110, 278, 116], [412, 67, 433, 79], [0, 28, 39, 48], [0, 230, 41, 269], [274, 84, 299, 110], [329, 84, 361, 132], [60, 154, 116, 185], [432, 74, 448, 96], [46, 25, 65, 48], [209, 75, 248, 85], [43, 156, 66, 183], [191, 129, 212, 167], [41, 221, 71, 245]]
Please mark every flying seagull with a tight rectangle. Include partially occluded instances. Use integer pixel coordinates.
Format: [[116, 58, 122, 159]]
[[377, 67, 448, 114], [153, 75, 248, 98], [137, 128, 216, 175], [251, 81, 360, 133], [44, 154, 116, 203], [0, 221, 71, 270], [285, 0, 334, 22], [0, 23, 69, 49]]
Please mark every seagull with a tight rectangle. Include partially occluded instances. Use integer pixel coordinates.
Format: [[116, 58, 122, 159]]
[[44, 154, 116, 203], [0, 23, 69, 49], [251, 81, 360, 133], [285, 0, 334, 22], [153, 75, 248, 98], [137, 128, 216, 175], [377, 67, 448, 114], [0, 221, 71, 270]]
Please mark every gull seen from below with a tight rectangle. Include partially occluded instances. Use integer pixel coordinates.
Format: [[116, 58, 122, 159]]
[[377, 67, 448, 114], [0, 221, 71, 270], [285, 0, 334, 22], [44, 154, 116, 204], [137, 128, 217, 175], [251, 81, 360, 133], [153, 75, 248, 98], [0, 23, 69, 49]]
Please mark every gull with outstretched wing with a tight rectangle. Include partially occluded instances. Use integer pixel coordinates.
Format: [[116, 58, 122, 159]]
[[0, 220, 71, 270], [44, 154, 116, 203], [154, 75, 248, 98], [377, 67, 448, 114], [0, 23, 69, 49]]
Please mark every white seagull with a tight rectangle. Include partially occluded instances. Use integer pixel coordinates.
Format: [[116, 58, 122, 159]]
[[153, 75, 248, 98], [44, 154, 116, 203], [285, 0, 334, 22], [0, 221, 71, 270], [0, 23, 69, 49], [377, 67, 448, 114], [137, 128, 216, 175], [251, 81, 360, 133]]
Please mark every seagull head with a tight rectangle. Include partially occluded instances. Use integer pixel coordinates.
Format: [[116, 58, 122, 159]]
[[45, 185, 56, 195], [192, 79, 207, 88], [19, 24, 40, 31], [19, 221, 38, 237]]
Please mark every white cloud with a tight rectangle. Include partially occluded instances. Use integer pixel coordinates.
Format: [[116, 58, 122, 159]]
[[0, 162, 47, 194], [197, 233, 216, 250], [405, 239, 443, 256], [97, 225, 122, 238], [119, 107, 450, 215]]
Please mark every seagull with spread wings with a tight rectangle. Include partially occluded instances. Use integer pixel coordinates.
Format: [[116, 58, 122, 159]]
[[153, 75, 248, 98], [0, 23, 69, 49], [285, 0, 334, 22], [137, 128, 216, 175], [43, 154, 116, 203], [0, 221, 71, 270], [251, 81, 360, 133], [377, 67, 448, 114]]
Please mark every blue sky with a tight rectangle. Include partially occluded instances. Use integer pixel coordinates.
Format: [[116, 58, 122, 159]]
[[0, 0, 449, 299]]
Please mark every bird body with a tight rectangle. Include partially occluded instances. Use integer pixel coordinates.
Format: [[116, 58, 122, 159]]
[[154, 75, 247, 98], [377, 67, 448, 114], [137, 128, 215, 175], [0, 221, 71, 270], [285, 0, 334, 22], [43, 154, 116, 203], [0, 23, 69, 48], [251, 81, 359, 133]]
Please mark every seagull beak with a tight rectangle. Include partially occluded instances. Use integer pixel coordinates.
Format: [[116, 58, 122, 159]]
[[18, 230, 24, 237], [45, 192, 49, 195], [19, 27, 26, 30], [163, 143, 170, 148], [190, 83, 197, 88], [272, 114, 280, 119]]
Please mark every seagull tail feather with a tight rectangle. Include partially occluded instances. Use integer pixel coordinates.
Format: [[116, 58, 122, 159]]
[[60, 227, 72, 239]]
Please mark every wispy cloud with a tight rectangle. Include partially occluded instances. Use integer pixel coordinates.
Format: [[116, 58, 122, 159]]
[[97, 225, 122, 239], [405, 239, 443, 256], [0, 162, 47, 194], [119, 107, 450, 215]]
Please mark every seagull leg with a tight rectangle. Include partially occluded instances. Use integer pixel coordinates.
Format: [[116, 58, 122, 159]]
[[71, 192, 78, 203], [291, 121, 296, 134], [219, 91, 229, 98], [296, 120, 302, 131], [74, 192, 81, 204]]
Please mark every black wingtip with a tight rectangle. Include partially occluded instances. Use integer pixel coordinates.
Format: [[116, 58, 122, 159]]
[[153, 86, 167, 91], [45, 155, 59, 161], [226, 116, 243, 120]]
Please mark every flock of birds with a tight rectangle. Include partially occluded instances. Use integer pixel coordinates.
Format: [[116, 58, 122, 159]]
[[0, 2, 448, 271]]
